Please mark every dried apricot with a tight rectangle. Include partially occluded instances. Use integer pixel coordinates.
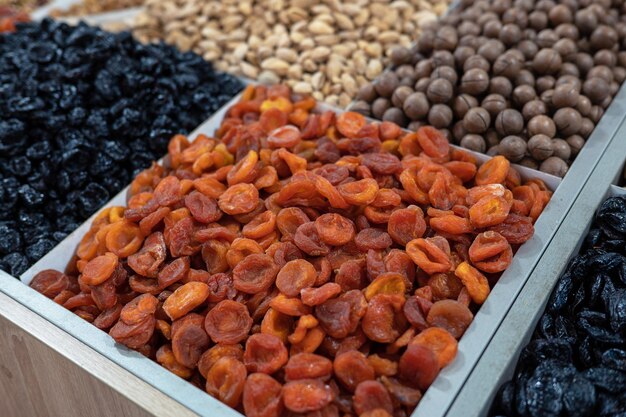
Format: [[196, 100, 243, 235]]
[[162, 282, 210, 320], [333, 350, 375, 392], [283, 379, 333, 413], [205, 357, 247, 408], [243, 333, 288, 374], [233, 254, 279, 294], [314, 213, 355, 246], [454, 262, 490, 304], [469, 231, 513, 273], [406, 237, 452, 274], [205, 300, 252, 344], [81, 252, 118, 286], [285, 353, 333, 381], [243, 373, 283, 417], [276, 259, 317, 297], [426, 300, 473, 339]]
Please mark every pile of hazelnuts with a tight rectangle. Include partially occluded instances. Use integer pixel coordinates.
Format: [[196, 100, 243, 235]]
[[351, 0, 626, 177]]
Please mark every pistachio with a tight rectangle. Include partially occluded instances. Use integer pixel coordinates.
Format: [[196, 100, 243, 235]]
[[133, 0, 451, 106]]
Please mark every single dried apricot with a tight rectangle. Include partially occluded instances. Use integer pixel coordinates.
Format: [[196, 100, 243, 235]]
[[355, 228, 393, 252], [475, 155, 510, 185], [158, 256, 190, 288], [172, 314, 210, 368], [285, 352, 333, 381], [294, 222, 331, 256], [276, 259, 317, 297], [261, 308, 294, 343], [269, 294, 311, 316], [227, 150, 259, 185], [333, 350, 375, 392], [336, 112, 366, 138], [268, 125, 302, 149], [338, 178, 379, 206], [156, 344, 193, 379], [387, 206, 427, 246], [410, 327, 458, 368], [316, 290, 366, 338], [301, 283, 342, 306], [469, 196, 511, 228], [139, 207, 171, 235], [469, 231, 513, 273], [218, 183, 259, 215], [416, 126, 450, 159], [444, 161, 477, 183], [242, 211, 276, 240], [362, 294, 404, 343], [120, 294, 158, 325], [193, 177, 227, 199], [243, 373, 284, 417], [94, 304, 123, 330], [276, 207, 310, 240], [398, 168, 429, 205], [398, 343, 439, 391], [184, 191, 222, 223], [283, 379, 333, 413], [81, 252, 118, 286], [244, 333, 288, 374], [454, 262, 490, 304], [204, 300, 252, 344], [198, 344, 244, 379], [427, 273, 464, 301], [109, 315, 155, 349], [428, 173, 455, 210], [429, 214, 473, 235], [205, 356, 247, 408], [314, 213, 355, 246], [162, 282, 210, 320], [406, 238, 452, 274], [426, 300, 473, 339], [30, 270, 70, 299], [233, 254, 279, 294], [490, 214, 534, 244], [353, 380, 394, 415], [364, 273, 406, 301]]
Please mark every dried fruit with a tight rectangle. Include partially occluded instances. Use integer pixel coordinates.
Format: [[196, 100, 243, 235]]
[[31, 85, 548, 416]]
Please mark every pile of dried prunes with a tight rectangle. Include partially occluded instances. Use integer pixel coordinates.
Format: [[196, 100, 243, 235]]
[[0, 19, 243, 276], [491, 195, 626, 417]]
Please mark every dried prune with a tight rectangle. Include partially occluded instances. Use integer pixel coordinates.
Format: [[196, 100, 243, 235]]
[[492, 196, 626, 416], [0, 21, 242, 274]]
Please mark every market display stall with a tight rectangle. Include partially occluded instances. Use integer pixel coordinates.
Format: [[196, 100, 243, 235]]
[[1, 1, 626, 417]]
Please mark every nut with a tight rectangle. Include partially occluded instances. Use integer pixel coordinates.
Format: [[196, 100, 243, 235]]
[[133, 0, 452, 106]]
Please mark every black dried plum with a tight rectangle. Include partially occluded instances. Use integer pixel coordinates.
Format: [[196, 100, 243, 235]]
[[608, 289, 626, 333], [0, 252, 29, 276], [547, 272, 573, 313], [0, 20, 243, 274], [583, 367, 626, 394], [601, 349, 626, 372], [577, 310, 625, 344], [525, 373, 564, 417], [492, 195, 626, 416], [597, 391, 626, 416], [562, 376, 596, 417]]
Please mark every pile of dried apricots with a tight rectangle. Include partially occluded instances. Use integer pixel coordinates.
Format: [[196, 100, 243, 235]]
[[31, 85, 551, 417]]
